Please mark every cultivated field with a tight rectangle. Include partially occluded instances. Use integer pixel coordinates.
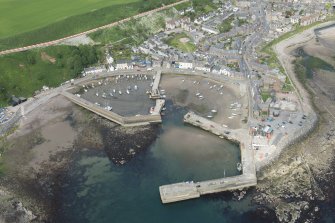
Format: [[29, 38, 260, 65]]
[[0, 0, 139, 39]]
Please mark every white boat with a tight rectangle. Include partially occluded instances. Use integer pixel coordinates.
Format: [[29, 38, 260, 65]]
[[196, 93, 201, 96], [232, 113, 238, 116], [150, 82, 153, 87], [211, 109, 217, 113], [193, 81, 196, 84], [113, 89, 116, 93], [84, 89, 88, 92], [98, 81, 102, 85], [213, 85, 216, 88], [228, 116, 234, 119], [126, 90, 130, 94], [109, 93, 113, 97], [220, 85, 224, 88], [76, 94, 81, 97], [237, 163, 242, 171], [95, 92, 99, 97], [207, 115, 213, 118], [149, 107, 154, 114], [199, 95, 204, 99], [134, 85, 138, 90], [220, 92, 223, 95], [209, 86, 213, 89], [119, 91, 122, 95], [102, 93, 106, 98]]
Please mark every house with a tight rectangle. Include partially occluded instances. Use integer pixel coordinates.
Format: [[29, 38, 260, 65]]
[[300, 14, 319, 26], [220, 66, 231, 76], [152, 60, 162, 68], [115, 60, 133, 70], [162, 60, 172, 69], [290, 15, 300, 24], [211, 65, 221, 74], [194, 61, 211, 72]]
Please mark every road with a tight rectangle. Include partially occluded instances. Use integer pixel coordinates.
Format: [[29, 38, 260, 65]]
[[0, 0, 189, 56]]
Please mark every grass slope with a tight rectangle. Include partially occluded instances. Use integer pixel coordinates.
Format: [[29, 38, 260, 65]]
[[0, 0, 139, 39], [0, 0, 179, 51]]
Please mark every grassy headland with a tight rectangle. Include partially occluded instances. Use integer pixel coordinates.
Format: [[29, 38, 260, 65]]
[[0, 45, 102, 106]]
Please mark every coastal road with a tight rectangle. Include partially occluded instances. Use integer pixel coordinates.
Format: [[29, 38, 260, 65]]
[[0, 0, 189, 56]]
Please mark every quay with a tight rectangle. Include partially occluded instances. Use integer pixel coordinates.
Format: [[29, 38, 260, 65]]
[[149, 71, 162, 99], [159, 112, 257, 203], [62, 91, 162, 127]]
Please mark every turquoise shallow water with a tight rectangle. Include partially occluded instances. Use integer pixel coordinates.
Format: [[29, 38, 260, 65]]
[[54, 103, 262, 223]]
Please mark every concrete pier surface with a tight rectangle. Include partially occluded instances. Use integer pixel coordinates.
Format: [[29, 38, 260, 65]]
[[159, 112, 257, 203], [150, 71, 162, 99]]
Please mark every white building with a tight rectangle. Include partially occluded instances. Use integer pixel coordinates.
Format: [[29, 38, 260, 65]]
[[202, 25, 220, 35], [115, 60, 133, 70], [220, 67, 231, 76], [106, 54, 114, 64], [83, 65, 107, 75], [177, 61, 193, 69]]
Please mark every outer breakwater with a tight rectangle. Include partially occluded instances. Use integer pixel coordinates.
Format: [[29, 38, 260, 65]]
[[159, 112, 257, 203]]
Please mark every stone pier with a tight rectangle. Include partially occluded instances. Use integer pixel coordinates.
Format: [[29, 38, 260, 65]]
[[159, 112, 257, 203]]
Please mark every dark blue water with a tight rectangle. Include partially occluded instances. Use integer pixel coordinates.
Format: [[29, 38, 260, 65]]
[[54, 104, 263, 223]]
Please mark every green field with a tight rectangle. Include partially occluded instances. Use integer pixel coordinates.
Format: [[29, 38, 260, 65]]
[[0, 0, 179, 50], [0, 0, 139, 39], [165, 32, 196, 52]]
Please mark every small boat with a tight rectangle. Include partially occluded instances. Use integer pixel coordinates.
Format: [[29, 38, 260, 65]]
[[84, 89, 88, 92], [237, 163, 242, 171], [95, 92, 99, 97], [161, 95, 166, 98], [228, 116, 234, 119], [181, 79, 185, 82], [199, 95, 204, 99], [134, 85, 138, 90], [150, 82, 154, 87], [94, 102, 100, 106], [76, 94, 81, 97], [220, 85, 224, 88], [102, 92, 106, 98], [162, 107, 166, 111], [211, 109, 217, 113], [98, 81, 102, 85], [119, 91, 122, 95], [149, 107, 155, 114], [219, 135, 224, 139], [126, 90, 130, 94], [196, 92, 201, 96], [213, 84, 216, 88], [207, 115, 213, 118], [232, 113, 238, 116], [220, 92, 223, 95], [109, 93, 113, 97], [193, 81, 196, 84], [209, 86, 213, 89]]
